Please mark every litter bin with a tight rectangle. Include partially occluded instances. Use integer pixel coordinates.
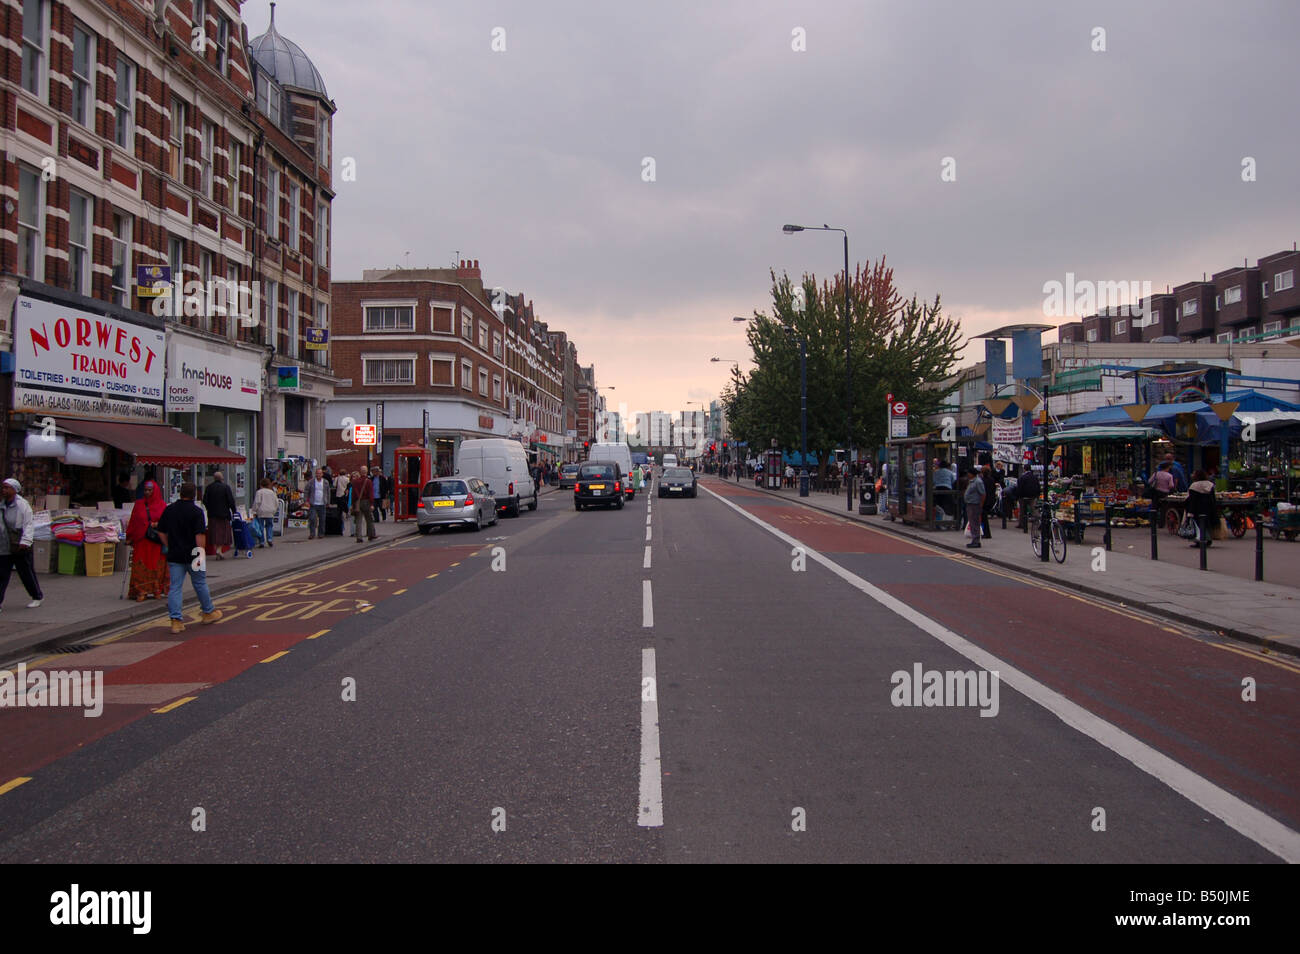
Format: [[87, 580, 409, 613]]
[[859, 482, 878, 515]]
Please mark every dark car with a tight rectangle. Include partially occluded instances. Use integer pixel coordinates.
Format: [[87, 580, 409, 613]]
[[574, 462, 626, 510], [658, 466, 697, 498], [558, 463, 581, 490]]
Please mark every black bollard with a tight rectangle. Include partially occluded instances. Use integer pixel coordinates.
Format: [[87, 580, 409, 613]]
[[1150, 509, 1158, 561], [1104, 506, 1112, 552], [1198, 515, 1208, 571], [1255, 516, 1264, 582]]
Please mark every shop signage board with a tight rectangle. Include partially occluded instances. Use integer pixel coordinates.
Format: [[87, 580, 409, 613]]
[[12, 296, 164, 422], [165, 380, 199, 413], [276, 366, 300, 392], [353, 424, 377, 446], [306, 329, 329, 351], [167, 339, 261, 411], [135, 264, 171, 298], [992, 418, 1022, 446]]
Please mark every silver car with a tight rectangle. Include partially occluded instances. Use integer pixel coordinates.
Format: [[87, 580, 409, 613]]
[[417, 477, 498, 533]]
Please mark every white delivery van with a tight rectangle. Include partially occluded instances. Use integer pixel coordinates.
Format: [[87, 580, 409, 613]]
[[662, 453, 679, 469], [588, 442, 636, 499], [456, 438, 537, 517]]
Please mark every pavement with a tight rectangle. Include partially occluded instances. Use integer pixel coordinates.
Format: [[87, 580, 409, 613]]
[[730, 475, 1300, 654], [0, 487, 566, 664]]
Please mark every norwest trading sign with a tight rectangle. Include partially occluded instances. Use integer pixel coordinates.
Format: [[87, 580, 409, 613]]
[[12, 296, 164, 421]]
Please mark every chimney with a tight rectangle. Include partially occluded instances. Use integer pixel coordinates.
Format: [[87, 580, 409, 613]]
[[456, 258, 481, 280]]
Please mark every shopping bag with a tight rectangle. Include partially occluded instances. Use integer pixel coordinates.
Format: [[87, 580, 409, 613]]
[[1177, 514, 1199, 539]]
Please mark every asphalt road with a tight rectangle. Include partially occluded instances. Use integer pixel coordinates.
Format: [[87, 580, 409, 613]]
[[0, 476, 1296, 863]]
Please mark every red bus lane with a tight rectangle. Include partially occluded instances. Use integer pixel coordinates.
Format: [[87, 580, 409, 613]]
[[0, 543, 479, 783], [714, 488, 1300, 831]]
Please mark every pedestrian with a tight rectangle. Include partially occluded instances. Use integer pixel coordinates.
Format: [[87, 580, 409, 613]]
[[333, 469, 351, 536], [964, 465, 986, 548], [381, 469, 394, 519], [1164, 453, 1188, 493], [980, 464, 997, 539], [1186, 469, 1218, 548], [124, 478, 168, 601], [1016, 466, 1040, 530], [155, 481, 223, 634], [113, 473, 134, 508], [371, 467, 386, 521], [353, 468, 377, 543], [202, 471, 237, 560], [0, 478, 44, 611], [303, 467, 330, 538], [252, 478, 280, 547], [134, 467, 157, 500], [1148, 460, 1175, 510]]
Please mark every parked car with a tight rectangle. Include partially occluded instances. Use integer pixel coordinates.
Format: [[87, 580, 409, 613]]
[[417, 477, 498, 532], [587, 442, 636, 499], [574, 462, 626, 510], [658, 466, 697, 498], [558, 463, 581, 489], [455, 438, 537, 517]]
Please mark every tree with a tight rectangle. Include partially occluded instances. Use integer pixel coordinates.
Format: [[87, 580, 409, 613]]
[[726, 258, 961, 474]]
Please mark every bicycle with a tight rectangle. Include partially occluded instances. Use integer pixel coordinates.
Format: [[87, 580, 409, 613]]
[[1027, 499, 1068, 563]]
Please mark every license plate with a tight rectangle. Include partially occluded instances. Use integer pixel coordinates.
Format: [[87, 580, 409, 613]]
[[670, 487, 682, 492], [589, 484, 606, 489], [433, 500, 454, 507]]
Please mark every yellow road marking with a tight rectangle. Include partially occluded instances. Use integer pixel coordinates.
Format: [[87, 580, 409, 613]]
[[153, 696, 197, 714], [0, 777, 32, 795], [426, 572, 439, 579], [449, 562, 460, 567], [306, 629, 329, 640], [260, 651, 289, 663], [393, 588, 407, 595], [1208, 642, 1300, 675]]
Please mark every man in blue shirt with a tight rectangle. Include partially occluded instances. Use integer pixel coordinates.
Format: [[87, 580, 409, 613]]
[[1164, 453, 1188, 492]]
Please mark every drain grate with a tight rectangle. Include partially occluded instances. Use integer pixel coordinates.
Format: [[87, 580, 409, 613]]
[[53, 644, 93, 654]]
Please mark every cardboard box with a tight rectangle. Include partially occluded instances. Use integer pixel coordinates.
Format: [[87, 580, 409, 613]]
[[32, 539, 56, 574]]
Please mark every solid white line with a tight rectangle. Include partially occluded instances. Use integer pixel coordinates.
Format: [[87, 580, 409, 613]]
[[639, 647, 664, 827], [642, 579, 653, 627], [701, 485, 1300, 863], [643, 545, 652, 569]]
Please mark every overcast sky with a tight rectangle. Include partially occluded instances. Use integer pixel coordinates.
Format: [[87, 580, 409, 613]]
[[244, 0, 1298, 419]]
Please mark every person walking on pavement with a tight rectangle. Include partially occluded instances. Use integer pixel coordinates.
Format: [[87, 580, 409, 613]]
[[353, 468, 377, 543], [0, 478, 44, 611], [1164, 453, 1189, 493], [125, 478, 168, 601], [1186, 469, 1218, 548], [980, 464, 999, 539], [964, 466, 986, 548], [333, 469, 351, 535], [1016, 466, 1040, 530], [252, 478, 279, 547], [303, 467, 330, 538], [371, 467, 386, 522], [202, 472, 237, 560], [155, 481, 223, 634], [1148, 460, 1176, 511]]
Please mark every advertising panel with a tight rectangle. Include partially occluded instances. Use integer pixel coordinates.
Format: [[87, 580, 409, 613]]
[[167, 339, 262, 411]]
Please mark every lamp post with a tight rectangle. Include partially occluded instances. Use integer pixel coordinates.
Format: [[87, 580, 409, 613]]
[[713, 356, 743, 476], [784, 223, 853, 511]]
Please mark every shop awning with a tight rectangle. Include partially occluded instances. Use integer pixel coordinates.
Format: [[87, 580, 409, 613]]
[[1025, 426, 1163, 446], [57, 419, 246, 467]]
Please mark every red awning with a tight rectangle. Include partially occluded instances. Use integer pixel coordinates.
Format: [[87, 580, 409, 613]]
[[57, 419, 246, 467]]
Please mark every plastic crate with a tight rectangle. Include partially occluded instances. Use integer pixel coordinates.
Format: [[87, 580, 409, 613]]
[[85, 541, 116, 577], [57, 542, 86, 575]]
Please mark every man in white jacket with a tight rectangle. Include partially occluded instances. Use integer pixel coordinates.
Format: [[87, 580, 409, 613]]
[[0, 478, 44, 610]]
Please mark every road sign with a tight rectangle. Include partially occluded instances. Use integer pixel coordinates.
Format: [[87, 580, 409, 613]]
[[890, 416, 908, 438], [890, 401, 908, 417], [353, 424, 377, 446]]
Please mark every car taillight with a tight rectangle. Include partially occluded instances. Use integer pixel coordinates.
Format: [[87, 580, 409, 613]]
[[575, 483, 583, 492], [615, 481, 621, 491], [509, 482, 514, 495], [464, 495, 474, 505]]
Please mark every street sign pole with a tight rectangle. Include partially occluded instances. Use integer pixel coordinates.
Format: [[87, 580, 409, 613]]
[[366, 407, 372, 468]]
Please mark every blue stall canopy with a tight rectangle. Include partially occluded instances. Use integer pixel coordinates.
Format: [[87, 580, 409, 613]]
[[1060, 389, 1300, 430]]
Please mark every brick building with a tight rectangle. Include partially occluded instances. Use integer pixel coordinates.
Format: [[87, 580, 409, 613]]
[[0, 0, 336, 504]]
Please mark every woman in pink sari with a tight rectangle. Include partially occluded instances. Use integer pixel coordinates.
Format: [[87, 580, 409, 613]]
[[125, 479, 169, 601]]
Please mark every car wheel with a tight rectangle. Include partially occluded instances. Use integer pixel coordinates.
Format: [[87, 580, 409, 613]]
[[528, 492, 538, 511], [616, 496, 624, 510], [508, 496, 521, 517], [472, 510, 483, 531], [418, 525, 432, 535], [574, 500, 582, 511]]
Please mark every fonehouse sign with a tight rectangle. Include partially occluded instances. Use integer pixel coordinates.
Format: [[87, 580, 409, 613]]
[[167, 340, 261, 411], [12, 296, 165, 422]]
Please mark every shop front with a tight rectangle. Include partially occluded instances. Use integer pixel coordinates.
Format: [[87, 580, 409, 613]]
[[165, 337, 262, 506]]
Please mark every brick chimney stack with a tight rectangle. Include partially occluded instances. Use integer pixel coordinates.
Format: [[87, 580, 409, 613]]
[[456, 258, 482, 280]]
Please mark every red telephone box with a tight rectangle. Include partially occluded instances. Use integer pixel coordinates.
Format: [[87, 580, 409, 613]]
[[394, 446, 432, 521]]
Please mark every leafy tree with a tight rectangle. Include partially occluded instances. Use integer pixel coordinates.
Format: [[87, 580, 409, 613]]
[[724, 258, 961, 474]]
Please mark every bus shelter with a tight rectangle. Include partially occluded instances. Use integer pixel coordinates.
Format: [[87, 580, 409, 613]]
[[884, 435, 969, 530]]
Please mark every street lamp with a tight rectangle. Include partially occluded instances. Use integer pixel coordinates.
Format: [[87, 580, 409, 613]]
[[784, 222, 853, 512], [782, 326, 810, 497]]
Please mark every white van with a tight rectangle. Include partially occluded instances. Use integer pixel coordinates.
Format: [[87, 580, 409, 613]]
[[456, 438, 537, 517], [588, 442, 636, 499], [662, 453, 678, 469]]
